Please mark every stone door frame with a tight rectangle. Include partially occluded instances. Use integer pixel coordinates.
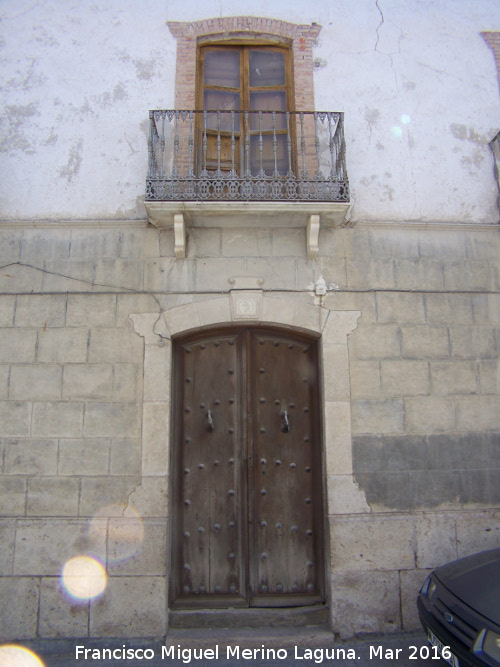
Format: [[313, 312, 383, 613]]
[[130, 290, 366, 625]]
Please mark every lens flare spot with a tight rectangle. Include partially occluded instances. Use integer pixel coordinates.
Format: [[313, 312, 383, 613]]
[[0, 645, 45, 667], [62, 556, 107, 600], [391, 126, 403, 137], [400, 114, 411, 124]]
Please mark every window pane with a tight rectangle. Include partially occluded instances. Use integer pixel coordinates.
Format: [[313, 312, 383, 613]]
[[203, 90, 240, 131], [249, 50, 285, 87], [204, 50, 240, 88], [250, 91, 287, 131], [250, 134, 289, 175]]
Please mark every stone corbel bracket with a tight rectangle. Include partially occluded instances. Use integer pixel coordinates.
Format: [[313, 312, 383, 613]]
[[144, 201, 351, 259]]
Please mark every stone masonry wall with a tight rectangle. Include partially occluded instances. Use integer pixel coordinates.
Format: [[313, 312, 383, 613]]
[[0, 221, 499, 639]]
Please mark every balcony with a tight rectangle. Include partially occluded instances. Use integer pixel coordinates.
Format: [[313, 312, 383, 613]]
[[144, 110, 351, 257]]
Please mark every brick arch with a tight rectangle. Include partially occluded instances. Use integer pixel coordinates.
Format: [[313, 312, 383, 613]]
[[167, 16, 322, 111]]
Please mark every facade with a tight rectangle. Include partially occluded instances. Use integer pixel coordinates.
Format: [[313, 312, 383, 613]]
[[0, 0, 499, 642]]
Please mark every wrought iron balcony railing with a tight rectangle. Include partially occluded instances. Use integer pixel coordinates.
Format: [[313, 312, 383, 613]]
[[146, 110, 349, 203]]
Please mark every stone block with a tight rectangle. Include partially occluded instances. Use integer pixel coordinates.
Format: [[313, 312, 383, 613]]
[[272, 228, 304, 256], [456, 395, 500, 431], [427, 433, 489, 471], [382, 435, 430, 471], [478, 359, 499, 393], [425, 294, 474, 325], [0, 577, 40, 640], [0, 477, 26, 516], [0, 364, 8, 399], [346, 258, 396, 290], [430, 360, 479, 395], [354, 471, 410, 511], [377, 292, 425, 324], [163, 302, 200, 335], [0, 521, 15, 575], [0, 230, 22, 260], [352, 435, 385, 473], [323, 344, 351, 400], [415, 513, 458, 569], [222, 228, 271, 256], [66, 294, 117, 327], [351, 398, 404, 434], [455, 510, 500, 557], [109, 438, 142, 475], [0, 295, 16, 326], [107, 519, 167, 575], [184, 228, 221, 258], [142, 401, 169, 476], [14, 519, 106, 575], [348, 325, 401, 360], [0, 401, 32, 436], [325, 292, 377, 323], [89, 576, 167, 637], [88, 327, 143, 364], [20, 229, 71, 260], [460, 469, 500, 506], [27, 477, 79, 516], [144, 257, 197, 292], [127, 477, 169, 519], [116, 293, 160, 327], [58, 438, 111, 476], [405, 397, 456, 433], [349, 360, 381, 398], [32, 401, 84, 437], [465, 233, 500, 260], [37, 328, 89, 363], [326, 474, 371, 514], [487, 295, 500, 323], [119, 227, 160, 259], [0, 328, 37, 363], [94, 259, 144, 291], [113, 363, 143, 401], [401, 326, 449, 359], [380, 360, 430, 396], [38, 577, 89, 638], [83, 402, 141, 438], [195, 296, 233, 329], [369, 228, 420, 259], [395, 259, 444, 291], [247, 257, 297, 289], [70, 229, 120, 258], [409, 470, 460, 509], [450, 326, 497, 359], [14, 294, 67, 328], [4, 438, 58, 475], [329, 515, 415, 572], [324, 402, 353, 475], [10, 364, 62, 401], [142, 345, 170, 403], [42, 259, 96, 292], [329, 571, 401, 639], [79, 477, 141, 518], [400, 569, 431, 631], [444, 260, 491, 291], [62, 364, 113, 400], [418, 231, 466, 260], [487, 433, 500, 467], [0, 263, 44, 294]]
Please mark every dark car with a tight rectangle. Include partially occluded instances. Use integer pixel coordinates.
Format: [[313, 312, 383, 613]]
[[418, 548, 500, 667]]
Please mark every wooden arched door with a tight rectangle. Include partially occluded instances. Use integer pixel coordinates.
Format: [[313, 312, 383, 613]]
[[170, 327, 324, 608]]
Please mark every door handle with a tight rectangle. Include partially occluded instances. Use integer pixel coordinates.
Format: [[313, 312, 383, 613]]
[[207, 409, 215, 431], [281, 410, 290, 433]]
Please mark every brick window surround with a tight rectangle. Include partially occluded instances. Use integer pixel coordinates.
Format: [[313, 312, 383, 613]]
[[167, 17, 322, 111]]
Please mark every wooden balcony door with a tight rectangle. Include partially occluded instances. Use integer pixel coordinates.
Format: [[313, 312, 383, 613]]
[[197, 45, 293, 175], [170, 328, 324, 608]]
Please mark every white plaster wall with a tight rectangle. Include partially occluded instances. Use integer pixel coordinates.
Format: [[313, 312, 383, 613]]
[[0, 0, 499, 222]]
